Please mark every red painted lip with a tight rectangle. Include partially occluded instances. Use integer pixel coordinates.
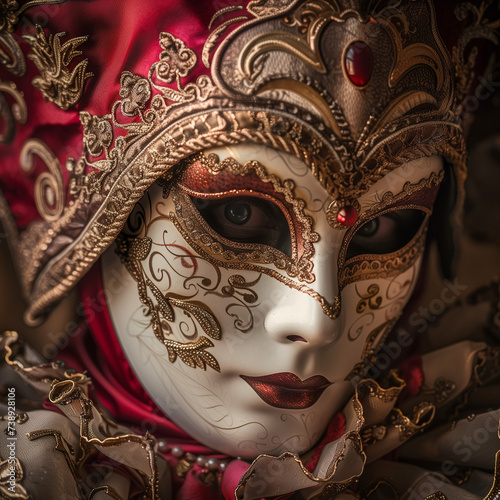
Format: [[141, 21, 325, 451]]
[[240, 372, 331, 409]]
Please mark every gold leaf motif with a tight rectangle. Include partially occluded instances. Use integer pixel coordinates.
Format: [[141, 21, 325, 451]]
[[147, 32, 200, 104], [1, 1, 71, 33], [169, 298, 222, 340], [145, 278, 175, 322], [23, 25, 93, 110], [389, 42, 444, 90], [247, 0, 304, 18], [375, 6, 447, 94], [239, 31, 326, 80], [115, 233, 222, 372], [164, 336, 221, 372]]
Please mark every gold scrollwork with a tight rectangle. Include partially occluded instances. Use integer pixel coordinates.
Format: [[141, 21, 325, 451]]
[[374, 6, 446, 92], [0, 32, 26, 76], [148, 31, 198, 102], [203, 12, 248, 68], [0, 79, 27, 144], [23, 25, 93, 110], [116, 233, 223, 373], [237, 0, 339, 82], [19, 138, 65, 222], [356, 284, 382, 313]]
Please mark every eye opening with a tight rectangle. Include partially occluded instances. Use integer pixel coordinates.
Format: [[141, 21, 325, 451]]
[[189, 194, 293, 257], [345, 208, 428, 261]]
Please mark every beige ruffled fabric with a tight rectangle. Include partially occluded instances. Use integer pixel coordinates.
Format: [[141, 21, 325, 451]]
[[2, 312, 500, 499], [235, 340, 500, 500], [0, 331, 171, 499]]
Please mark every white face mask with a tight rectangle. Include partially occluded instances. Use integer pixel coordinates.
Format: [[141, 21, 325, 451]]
[[102, 144, 443, 459]]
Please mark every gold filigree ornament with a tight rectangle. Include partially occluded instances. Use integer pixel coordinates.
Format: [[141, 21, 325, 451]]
[[0, 1, 72, 77], [23, 25, 93, 110], [115, 234, 222, 372], [2, 1, 497, 325]]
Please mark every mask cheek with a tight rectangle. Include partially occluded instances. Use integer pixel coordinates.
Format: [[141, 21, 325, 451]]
[[338, 255, 425, 380]]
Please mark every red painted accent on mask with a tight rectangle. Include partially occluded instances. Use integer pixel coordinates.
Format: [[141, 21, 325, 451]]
[[163, 243, 198, 274], [344, 41, 373, 86], [337, 206, 358, 227], [240, 373, 331, 409]]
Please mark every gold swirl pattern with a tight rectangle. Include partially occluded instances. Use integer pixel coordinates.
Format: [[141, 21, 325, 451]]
[[19, 139, 64, 222]]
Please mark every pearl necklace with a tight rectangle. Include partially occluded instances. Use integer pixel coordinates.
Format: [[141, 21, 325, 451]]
[[158, 439, 229, 483]]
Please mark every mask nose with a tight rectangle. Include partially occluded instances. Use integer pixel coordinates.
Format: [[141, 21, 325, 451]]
[[263, 286, 343, 347]]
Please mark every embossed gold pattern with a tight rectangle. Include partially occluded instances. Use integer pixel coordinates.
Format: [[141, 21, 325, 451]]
[[23, 25, 93, 110]]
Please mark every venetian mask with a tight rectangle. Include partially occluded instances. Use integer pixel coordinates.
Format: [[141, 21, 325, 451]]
[[102, 143, 444, 459]]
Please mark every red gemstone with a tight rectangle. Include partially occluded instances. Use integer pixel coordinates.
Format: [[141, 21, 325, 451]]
[[337, 206, 358, 227], [344, 41, 373, 87]]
